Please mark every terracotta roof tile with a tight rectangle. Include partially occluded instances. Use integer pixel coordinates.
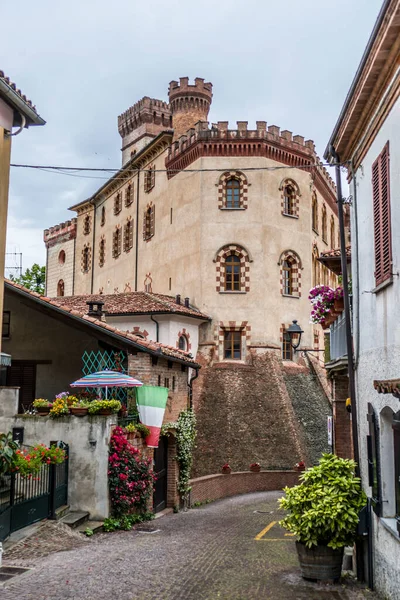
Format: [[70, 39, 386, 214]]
[[0, 70, 39, 114], [319, 246, 351, 259], [5, 279, 198, 366], [54, 291, 210, 319]]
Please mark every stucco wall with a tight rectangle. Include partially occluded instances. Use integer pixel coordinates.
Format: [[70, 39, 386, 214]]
[[351, 99, 400, 598]]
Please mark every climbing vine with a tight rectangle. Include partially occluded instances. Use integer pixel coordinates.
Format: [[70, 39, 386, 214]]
[[175, 408, 197, 503]]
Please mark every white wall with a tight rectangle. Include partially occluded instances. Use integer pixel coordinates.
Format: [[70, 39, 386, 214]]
[[352, 98, 400, 599]]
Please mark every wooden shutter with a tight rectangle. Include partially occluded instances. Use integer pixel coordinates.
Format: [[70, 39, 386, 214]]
[[372, 142, 392, 286], [117, 228, 122, 256], [150, 204, 155, 237], [367, 403, 381, 516], [7, 362, 36, 412], [128, 220, 134, 249]]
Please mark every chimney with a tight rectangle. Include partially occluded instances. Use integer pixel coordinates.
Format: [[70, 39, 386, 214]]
[[176, 294, 181, 305], [86, 301, 105, 319], [184, 297, 190, 308]]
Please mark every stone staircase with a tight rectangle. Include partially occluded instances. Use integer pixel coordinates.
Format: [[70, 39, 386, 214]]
[[57, 506, 103, 534]]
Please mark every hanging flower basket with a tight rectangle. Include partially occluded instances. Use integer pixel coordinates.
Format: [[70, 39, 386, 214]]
[[334, 297, 344, 312]]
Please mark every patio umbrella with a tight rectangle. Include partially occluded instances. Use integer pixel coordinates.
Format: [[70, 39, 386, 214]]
[[70, 370, 143, 398]]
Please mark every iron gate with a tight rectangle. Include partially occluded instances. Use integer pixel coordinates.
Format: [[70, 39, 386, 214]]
[[0, 442, 69, 542]]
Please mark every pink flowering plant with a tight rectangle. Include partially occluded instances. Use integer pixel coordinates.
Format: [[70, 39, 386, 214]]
[[308, 285, 343, 325], [108, 426, 155, 516]]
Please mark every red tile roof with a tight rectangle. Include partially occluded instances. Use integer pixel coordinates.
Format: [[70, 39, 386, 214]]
[[319, 246, 351, 259], [5, 280, 199, 367], [54, 291, 210, 319], [0, 70, 38, 113]]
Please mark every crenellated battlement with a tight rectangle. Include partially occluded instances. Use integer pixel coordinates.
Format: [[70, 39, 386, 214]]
[[44, 218, 77, 248], [168, 77, 213, 141], [166, 120, 336, 199], [118, 96, 172, 138]]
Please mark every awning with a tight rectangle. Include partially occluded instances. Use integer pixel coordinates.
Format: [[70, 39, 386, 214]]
[[0, 352, 12, 367]]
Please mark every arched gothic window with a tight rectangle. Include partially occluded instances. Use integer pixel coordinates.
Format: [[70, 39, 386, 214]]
[[83, 215, 91, 235], [124, 218, 134, 252], [224, 253, 241, 291], [143, 204, 155, 240], [225, 178, 241, 209], [99, 237, 105, 267], [279, 250, 302, 297], [101, 206, 106, 227], [178, 335, 188, 351], [330, 216, 335, 249], [312, 193, 318, 232], [283, 185, 295, 216], [57, 279, 64, 297], [322, 205, 327, 242], [58, 250, 66, 264], [82, 246, 91, 273], [113, 227, 122, 258]]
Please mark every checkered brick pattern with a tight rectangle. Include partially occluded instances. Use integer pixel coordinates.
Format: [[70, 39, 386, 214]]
[[217, 171, 249, 209], [278, 250, 302, 297], [214, 245, 251, 292], [131, 326, 149, 339], [176, 328, 191, 351], [215, 321, 251, 361], [279, 178, 300, 217]]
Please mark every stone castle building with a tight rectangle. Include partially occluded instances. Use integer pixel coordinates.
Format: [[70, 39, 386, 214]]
[[45, 77, 339, 475]]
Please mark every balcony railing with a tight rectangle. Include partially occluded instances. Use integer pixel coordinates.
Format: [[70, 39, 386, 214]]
[[329, 311, 347, 362]]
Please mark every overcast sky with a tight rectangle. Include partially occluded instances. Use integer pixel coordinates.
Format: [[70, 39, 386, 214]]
[[3, 0, 382, 275]]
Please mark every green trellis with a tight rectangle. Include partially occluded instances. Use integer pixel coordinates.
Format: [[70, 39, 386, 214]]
[[81, 350, 128, 403]]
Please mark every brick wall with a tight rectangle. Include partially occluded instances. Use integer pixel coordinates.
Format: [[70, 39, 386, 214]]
[[190, 470, 300, 504], [332, 373, 353, 459], [128, 352, 188, 423], [192, 348, 305, 477]]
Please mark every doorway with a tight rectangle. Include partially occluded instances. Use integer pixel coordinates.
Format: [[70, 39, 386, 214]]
[[6, 361, 37, 413], [153, 436, 168, 513]]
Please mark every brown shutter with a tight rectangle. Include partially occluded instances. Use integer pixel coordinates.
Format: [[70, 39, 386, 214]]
[[143, 210, 147, 239], [118, 228, 122, 256], [151, 204, 155, 237], [372, 142, 392, 286], [129, 220, 134, 249]]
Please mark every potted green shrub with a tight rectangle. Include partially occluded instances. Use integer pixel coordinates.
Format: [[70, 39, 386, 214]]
[[279, 454, 366, 582], [88, 399, 121, 415], [71, 399, 90, 417], [33, 398, 52, 415]]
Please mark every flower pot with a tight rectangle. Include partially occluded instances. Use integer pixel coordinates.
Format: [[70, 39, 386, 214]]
[[71, 407, 89, 417], [98, 409, 113, 416], [334, 298, 344, 312], [295, 541, 344, 582], [126, 432, 139, 441], [250, 465, 261, 473], [221, 467, 231, 474], [37, 407, 51, 416]]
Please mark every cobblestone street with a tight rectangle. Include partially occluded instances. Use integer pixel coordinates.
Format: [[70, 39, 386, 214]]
[[2, 492, 375, 600]]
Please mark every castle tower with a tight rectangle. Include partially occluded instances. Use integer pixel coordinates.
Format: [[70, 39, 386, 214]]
[[118, 97, 172, 166], [168, 77, 213, 141]]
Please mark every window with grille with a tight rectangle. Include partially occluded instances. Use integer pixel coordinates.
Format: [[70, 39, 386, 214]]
[[124, 219, 134, 252], [2, 311, 10, 338], [282, 330, 293, 360], [224, 253, 241, 291], [282, 260, 293, 295], [143, 204, 155, 240], [101, 206, 106, 226], [83, 215, 91, 235], [283, 185, 295, 216], [372, 142, 392, 286], [82, 246, 90, 272], [114, 192, 122, 215], [330, 217, 335, 249], [99, 238, 105, 267], [144, 166, 155, 193], [112, 227, 122, 258], [312, 193, 318, 232], [178, 335, 187, 351], [322, 205, 327, 242], [125, 183, 133, 207], [225, 178, 241, 208], [223, 330, 242, 360]]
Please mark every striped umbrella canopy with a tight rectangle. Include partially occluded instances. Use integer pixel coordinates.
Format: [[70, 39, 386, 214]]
[[70, 370, 143, 389]]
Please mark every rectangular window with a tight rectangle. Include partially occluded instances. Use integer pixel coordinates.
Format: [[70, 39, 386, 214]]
[[125, 183, 133, 207], [164, 377, 169, 388], [372, 142, 392, 287], [144, 166, 155, 193], [282, 331, 293, 360], [158, 375, 161, 386], [223, 330, 242, 360], [114, 192, 122, 215], [2, 311, 10, 338]]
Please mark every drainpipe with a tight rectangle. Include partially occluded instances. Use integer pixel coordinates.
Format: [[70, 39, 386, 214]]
[[188, 368, 199, 409], [150, 315, 159, 342], [330, 145, 363, 582], [135, 169, 140, 291], [90, 201, 96, 294]]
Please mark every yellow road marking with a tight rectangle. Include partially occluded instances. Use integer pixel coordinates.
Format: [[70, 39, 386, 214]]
[[254, 521, 276, 540], [284, 533, 295, 537]]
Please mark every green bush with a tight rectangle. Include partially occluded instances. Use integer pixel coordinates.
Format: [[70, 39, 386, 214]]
[[279, 453, 366, 549], [103, 512, 154, 532], [88, 399, 121, 414]]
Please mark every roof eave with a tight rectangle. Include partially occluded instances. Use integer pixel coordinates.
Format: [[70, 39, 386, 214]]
[[0, 79, 45, 127], [324, 0, 392, 162]]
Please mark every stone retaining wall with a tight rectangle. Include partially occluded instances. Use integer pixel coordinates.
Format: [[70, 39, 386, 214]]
[[189, 470, 299, 504]]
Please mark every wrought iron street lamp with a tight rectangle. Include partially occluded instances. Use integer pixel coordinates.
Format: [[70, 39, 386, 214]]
[[286, 320, 304, 351]]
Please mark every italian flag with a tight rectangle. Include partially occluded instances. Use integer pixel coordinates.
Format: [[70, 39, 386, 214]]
[[136, 386, 169, 448]]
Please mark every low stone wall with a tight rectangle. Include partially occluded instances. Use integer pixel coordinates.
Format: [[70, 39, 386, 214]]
[[189, 470, 299, 504]]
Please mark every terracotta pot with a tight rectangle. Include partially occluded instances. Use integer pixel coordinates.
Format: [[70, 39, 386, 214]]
[[334, 298, 344, 312], [98, 409, 113, 416], [250, 465, 261, 473], [71, 407, 89, 417], [37, 407, 51, 416]]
